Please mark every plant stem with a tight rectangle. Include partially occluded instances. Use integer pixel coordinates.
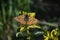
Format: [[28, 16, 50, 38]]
[[27, 27, 31, 40]]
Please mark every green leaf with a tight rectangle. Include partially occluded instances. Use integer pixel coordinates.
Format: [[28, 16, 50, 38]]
[[8, 0, 12, 17], [1, 1, 6, 24]]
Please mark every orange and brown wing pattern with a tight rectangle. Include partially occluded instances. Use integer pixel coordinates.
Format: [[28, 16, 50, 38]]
[[14, 15, 38, 25], [14, 15, 26, 24], [27, 17, 38, 25]]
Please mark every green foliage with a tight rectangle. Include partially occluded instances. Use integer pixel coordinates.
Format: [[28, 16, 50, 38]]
[[0, 0, 59, 40]]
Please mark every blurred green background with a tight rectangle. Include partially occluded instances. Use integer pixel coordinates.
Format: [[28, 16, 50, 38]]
[[0, 0, 60, 40]]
